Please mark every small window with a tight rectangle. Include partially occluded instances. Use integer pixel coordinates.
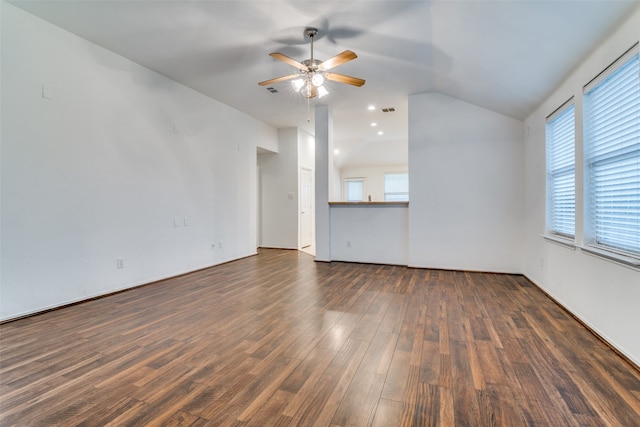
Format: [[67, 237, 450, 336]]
[[546, 100, 575, 239], [583, 46, 639, 258], [384, 173, 409, 201], [344, 178, 365, 202]]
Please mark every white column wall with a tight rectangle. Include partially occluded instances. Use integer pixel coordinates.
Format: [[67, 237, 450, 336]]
[[315, 105, 332, 261], [408, 92, 524, 273]]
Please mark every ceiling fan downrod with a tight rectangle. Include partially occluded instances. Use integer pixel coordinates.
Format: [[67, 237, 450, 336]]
[[304, 27, 318, 122], [305, 27, 318, 70]]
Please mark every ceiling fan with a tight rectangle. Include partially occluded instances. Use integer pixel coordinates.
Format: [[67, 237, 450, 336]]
[[259, 27, 365, 99]]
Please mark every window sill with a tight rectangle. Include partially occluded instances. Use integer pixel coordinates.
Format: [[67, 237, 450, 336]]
[[543, 235, 640, 269], [580, 245, 640, 270], [542, 234, 576, 249]]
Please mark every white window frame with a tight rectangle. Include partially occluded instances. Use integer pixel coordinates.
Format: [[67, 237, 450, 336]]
[[583, 44, 640, 265], [545, 99, 576, 241], [343, 178, 366, 202]]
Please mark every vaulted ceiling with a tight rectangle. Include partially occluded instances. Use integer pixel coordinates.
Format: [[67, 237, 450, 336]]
[[8, 0, 639, 166]]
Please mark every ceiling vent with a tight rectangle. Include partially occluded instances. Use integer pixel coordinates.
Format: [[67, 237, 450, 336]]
[[266, 87, 279, 93], [381, 107, 395, 112]]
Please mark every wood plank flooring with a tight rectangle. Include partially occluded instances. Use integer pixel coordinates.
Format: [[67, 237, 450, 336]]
[[1, 248, 639, 426]]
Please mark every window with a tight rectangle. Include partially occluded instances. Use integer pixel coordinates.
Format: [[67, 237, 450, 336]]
[[546, 100, 575, 239], [344, 178, 365, 202], [584, 46, 639, 259], [384, 173, 409, 201]]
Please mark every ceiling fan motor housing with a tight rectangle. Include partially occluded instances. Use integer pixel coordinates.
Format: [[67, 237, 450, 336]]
[[301, 59, 322, 73]]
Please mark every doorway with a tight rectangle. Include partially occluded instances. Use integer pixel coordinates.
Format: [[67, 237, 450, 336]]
[[300, 167, 313, 250]]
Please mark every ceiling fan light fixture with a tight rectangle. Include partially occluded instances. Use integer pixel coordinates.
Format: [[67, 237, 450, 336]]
[[300, 84, 313, 98], [317, 85, 329, 98], [311, 73, 324, 87], [291, 78, 305, 92]]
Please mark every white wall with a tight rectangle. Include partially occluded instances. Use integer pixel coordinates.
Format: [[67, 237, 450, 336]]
[[340, 165, 408, 202], [523, 7, 640, 365], [336, 138, 408, 171], [331, 205, 408, 265], [0, 3, 277, 320], [258, 128, 299, 249], [408, 92, 524, 273]]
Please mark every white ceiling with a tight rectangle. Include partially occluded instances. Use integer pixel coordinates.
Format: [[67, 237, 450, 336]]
[[8, 0, 639, 167]]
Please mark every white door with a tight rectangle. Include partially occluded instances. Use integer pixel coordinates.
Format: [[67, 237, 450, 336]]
[[300, 167, 313, 248]]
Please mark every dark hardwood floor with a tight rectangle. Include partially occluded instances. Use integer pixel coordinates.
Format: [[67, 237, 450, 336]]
[[1, 248, 639, 426]]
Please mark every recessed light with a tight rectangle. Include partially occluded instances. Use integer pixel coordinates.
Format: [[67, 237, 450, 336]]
[[370, 122, 377, 127], [377, 131, 384, 135], [334, 149, 340, 154], [367, 105, 375, 111]]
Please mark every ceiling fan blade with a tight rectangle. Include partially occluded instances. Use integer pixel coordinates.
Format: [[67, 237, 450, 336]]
[[317, 50, 357, 71], [325, 72, 366, 87], [269, 52, 306, 70], [258, 74, 299, 86]]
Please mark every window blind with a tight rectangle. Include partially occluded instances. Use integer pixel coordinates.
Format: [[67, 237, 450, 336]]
[[546, 102, 576, 238], [584, 49, 640, 257], [345, 179, 364, 202], [384, 173, 409, 201]]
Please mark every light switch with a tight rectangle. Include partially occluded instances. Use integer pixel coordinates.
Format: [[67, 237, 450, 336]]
[[42, 85, 53, 99]]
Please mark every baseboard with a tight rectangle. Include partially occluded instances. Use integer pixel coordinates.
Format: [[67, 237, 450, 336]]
[[258, 246, 298, 250], [523, 274, 640, 374], [0, 252, 258, 324]]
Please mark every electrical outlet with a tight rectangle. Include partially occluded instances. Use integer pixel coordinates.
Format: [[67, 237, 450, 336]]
[[346, 241, 351, 248], [117, 258, 124, 269]]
